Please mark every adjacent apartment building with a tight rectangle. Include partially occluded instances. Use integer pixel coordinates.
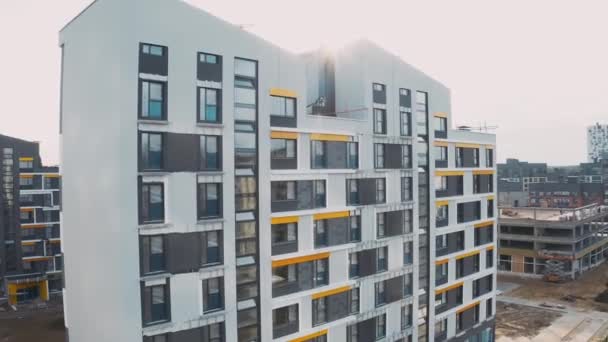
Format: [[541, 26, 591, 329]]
[[59, 1, 497, 341], [498, 204, 608, 279], [0, 135, 62, 305]]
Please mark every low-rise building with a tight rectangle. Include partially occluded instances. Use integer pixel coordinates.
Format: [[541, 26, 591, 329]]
[[498, 204, 608, 279]]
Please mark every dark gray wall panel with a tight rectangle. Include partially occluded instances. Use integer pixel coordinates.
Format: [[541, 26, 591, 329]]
[[373, 88, 387, 104], [197, 58, 222, 82], [270, 115, 297, 128], [297, 181, 314, 210], [139, 45, 168, 76], [386, 210, 404, 237], [165, 133, 199, 172], [171, 327, 201, 341], [327, 292, 349, 322], [327, 142, 347, 169], [359, 179, 378, 205], [385, 144, 403, 169], [327, 217, 349, 246], [298, 261, 313, 290], [359, 249, 377, 277], [385, 276, 404, 303], [167, 233, 200, 274], [358, 318, 377, 342], [271, 158, 297, 170]]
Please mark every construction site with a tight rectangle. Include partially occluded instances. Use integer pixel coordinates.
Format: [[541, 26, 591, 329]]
[[498, 204, 608, 281], [496, 262, 608, 341]]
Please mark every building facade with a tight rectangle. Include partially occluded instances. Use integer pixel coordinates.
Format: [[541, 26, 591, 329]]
[[60, 0, 496, 341], [498, 205, 608, 279], [587, 123, 608, 163], [0, 134, 62, 305]]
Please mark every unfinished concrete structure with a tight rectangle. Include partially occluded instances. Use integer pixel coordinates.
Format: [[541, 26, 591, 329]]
[[498, 204, 608, 279]]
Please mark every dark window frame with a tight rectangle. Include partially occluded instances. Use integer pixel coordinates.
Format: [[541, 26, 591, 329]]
[[140, 182, 165, 224], [197, 183, 223, 220], [139, 79, 167, 121], [200, 135, 222, 171], [203, 276, 225, 313], [197, 87, 222, 123]]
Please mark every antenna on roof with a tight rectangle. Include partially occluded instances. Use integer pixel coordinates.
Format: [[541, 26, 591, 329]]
[[456, 121, 498, 133], [238, 24, 255, 30]]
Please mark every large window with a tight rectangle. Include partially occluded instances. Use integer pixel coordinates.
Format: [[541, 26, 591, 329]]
[[140, 132, 163, 170], [486, 148, 494, 167], [347, 179, 359, 205], [202, 231, 222, 265], [374, 109, 387, 134], [198, 183, 222, 219], [416, 91, 428, 135], [272, 223, 297, 250], [203, 277, 224, 313], [141, 183, 165, 224], [375, 281, 386, 307], [140, 80, 165, 120], [311, 140, 327, 168], [236, 221, 257, 257], [376, 178, 386, 203], [375, 314, 386, 340], [347, 142, 358, 169], [488, 199, 494, 218], [400, 111, 411, 136], [376, 212, 386, 238], [271, 96, 296, 118], [142, 283, 170, 325], [401, 177, 412, 202], [271, 181, 296, 201], [402, 145, 412, 168], [200, 135, 221, 170], [435, 176, 447, 192], [315, 180, 326, 207], [434, 116, 447, 132], [273, 304, 299, 338], [235, 176, 256, 212], [271, 139, 296, 159], [403, 242, 413, 265], [141, 235, 165, 275], [435, 146, 447, 165], [377, 246, 388, 272], [198, 88, 221, 123], [401, 305, 413, 330], [374, 144, 385, 168]]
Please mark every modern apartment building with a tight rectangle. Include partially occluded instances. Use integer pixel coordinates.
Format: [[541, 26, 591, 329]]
[[587, 123, 608, 163], [0, 134, 62, 305], [60, 1, 496, 341], [498, 204, 608, 279]]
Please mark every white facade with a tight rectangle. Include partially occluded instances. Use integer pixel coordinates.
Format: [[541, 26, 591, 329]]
[[587, 123, 608, 162], [60, 1, 496, 341]]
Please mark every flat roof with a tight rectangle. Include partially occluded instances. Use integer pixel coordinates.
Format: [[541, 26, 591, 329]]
[[500, 204, 607, 222]]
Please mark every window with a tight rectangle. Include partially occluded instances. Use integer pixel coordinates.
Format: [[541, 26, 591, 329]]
[[198, 183, 222, 219], [271, 96, 296, 117], [140, 132, 163, 170], [143, 284, 169, 325], [312, 297, 327, 326], [401, 177, 412, 202], [401, 305, 412, 330], [349, 253, 359, 278], [198, 88, 221, 123], [347, 324, 358, 342], [19, 159, 33, 169], [140, 80, 165, 120], [314, 180, 326, 207], [403, 242, 413, 265], [376, 212, 386, 238], [436, 205, 448, 225], [375, 314, 386, 339], [273, 304, 299, 337], [272, 223, 297, 246], [142, 44, 163, 56], [435, 318, 447, 336], [487, 298, 493, 317], [202, 231, 222, 265], [199, 53, 218, 64], [147, 334, 168, 342], [434, 116, 447, 132], [374, 144, 385, 168], [377, 246, 388, 272], [140, 183, 165, 224], [347, 179, 359, 205], [236, 221, 256, 257], [350, 288, 360, 314], [203, 277, 224, 312], [435, 176, 447, 191], [487, 249, 494, 268], [488, 199, 494, 218], [314, 259, 328, 286], [400, 111, 411, 136], [375, 281, 386, 307], [271, 181, 296, 201], [141, 235, 165, 274], [200, 135, 221, 170], [473, 148, 480, 166], [373, 83, 385, 92], [347, 142, 359, 169], [402, 145, 411, 168], [19, 177, 33, 187], [436, 262, 448, 285], [235, 176, 256, 212], [435, 146, 447, 163], [311, 140, 327, 168], [206, 323, 224, 342], [374, 109, 386, 134], [235, 58, 257, 78], [350, 216, 361, 242], [456, 147, 464, 167], [486, 148, 494, 167], [376, 178, 386, 203], [271, 139, 296, 159], [436, 234, 448, 251], [314, 219, 327, 247], [416, 91, 428, 135]]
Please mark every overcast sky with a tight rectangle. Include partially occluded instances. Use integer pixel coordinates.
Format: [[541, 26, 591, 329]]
[[1, 0, 607, 166]]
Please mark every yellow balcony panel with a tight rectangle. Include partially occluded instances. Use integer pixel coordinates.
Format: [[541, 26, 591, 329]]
[[270, 88, 297, 98], [272, 252, 330, 268]]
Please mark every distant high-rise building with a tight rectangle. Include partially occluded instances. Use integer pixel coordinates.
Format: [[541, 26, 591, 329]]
[[587, 123, 608, 162], [60, 1, 497, 341], [0, 135, 62, 305]]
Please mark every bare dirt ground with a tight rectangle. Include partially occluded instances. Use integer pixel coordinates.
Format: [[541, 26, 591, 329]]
[[500, 262, 608, 312], [496, 301, 563, 339], [0, 300, 65, 342]]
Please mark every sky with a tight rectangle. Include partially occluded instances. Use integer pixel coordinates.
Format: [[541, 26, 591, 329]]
[[1, 0, 607, 166]]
